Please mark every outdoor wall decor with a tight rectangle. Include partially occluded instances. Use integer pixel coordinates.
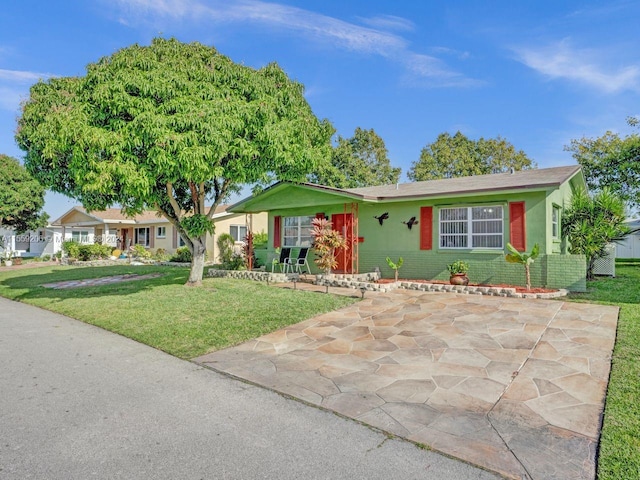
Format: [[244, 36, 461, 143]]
[[374, 212, 389, 225], [403, 216, 419, 230]]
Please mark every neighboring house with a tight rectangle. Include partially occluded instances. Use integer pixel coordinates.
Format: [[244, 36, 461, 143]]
[[0, 226, 63, 258], [616, 219, 640, 258], [50, 206, 268, 261], [229, 165, 588, 291]]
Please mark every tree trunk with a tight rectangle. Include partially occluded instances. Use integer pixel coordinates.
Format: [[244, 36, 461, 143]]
[[186, 236, 207, 287], [525, 265, 531, 291]]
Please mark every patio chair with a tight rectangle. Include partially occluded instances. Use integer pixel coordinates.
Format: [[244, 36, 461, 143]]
[[285, 247, 311, 274], [273, 247, 292, 272]]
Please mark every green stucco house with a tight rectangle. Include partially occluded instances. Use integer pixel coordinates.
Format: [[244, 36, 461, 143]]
[[230, 165, 588, 291]]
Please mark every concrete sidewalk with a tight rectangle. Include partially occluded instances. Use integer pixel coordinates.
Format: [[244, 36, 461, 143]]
[[0, 297, 498, 480]]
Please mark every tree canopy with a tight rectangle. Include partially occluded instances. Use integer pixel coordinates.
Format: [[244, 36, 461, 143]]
[[16, 37, 333, 285], [0, 154, 48, 233], [309, 127, 401, 188], [565, 117, 640, 211], [408, 131, 536, 181]]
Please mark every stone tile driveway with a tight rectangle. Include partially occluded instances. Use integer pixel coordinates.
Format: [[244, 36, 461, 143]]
[[196, 290, 619, 480]]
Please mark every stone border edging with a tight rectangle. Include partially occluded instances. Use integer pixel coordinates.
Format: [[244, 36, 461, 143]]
[[206, 269, 567, 299]]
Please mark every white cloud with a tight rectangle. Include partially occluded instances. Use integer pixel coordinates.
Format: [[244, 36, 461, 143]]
[[110, 0, 475, 86], [513, 40, 640, 93], [357, 14, 414, 32], [0, 68, 51, 83]]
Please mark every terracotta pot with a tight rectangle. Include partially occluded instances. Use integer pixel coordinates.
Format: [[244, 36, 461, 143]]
[[449, 273, 469, 286]]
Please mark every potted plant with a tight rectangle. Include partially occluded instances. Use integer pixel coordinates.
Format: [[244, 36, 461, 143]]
[[447, 260, 469, 285]]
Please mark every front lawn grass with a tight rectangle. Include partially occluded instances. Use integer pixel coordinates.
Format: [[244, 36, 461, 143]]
[[0, 265, 356, 359], [568, 263, 640, 480]]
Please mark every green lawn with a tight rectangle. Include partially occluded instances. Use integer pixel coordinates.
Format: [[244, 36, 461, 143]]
[[0, 265, 356, 359], [567, 263, 640, 480]]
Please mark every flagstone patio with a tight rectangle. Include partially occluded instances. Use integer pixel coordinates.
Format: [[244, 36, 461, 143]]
[[195, 290, 619, 480]]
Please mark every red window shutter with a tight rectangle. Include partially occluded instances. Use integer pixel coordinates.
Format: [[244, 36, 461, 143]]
[[273, 216, 282, 248], [420, 206, 433, 250], [509, 202, 526, 251], [315, 212, 325, 220]]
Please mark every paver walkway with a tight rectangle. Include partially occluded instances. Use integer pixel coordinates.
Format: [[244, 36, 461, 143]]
[[196, 290, 619, 480]]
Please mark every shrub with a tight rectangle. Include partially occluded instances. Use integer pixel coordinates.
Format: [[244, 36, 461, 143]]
[[153, 248, 170, 261], [252, 231, 268, 249], [170, 246, 192, 263], [131, 244, 152, 259], [447, 260, 469, 275], [62, 240, 81, 259], [217, 233, 235, 265], [42, 254, 51, 261]]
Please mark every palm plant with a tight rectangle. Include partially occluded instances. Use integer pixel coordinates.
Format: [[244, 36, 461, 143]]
[[505, 243, 539, 291], [561, 187, 630, 279]]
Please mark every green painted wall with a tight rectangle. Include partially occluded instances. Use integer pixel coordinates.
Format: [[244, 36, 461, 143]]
[[255, 182, 586, 291]]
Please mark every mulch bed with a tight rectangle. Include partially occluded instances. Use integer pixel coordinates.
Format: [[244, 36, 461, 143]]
[[376, 278, 558, 294]]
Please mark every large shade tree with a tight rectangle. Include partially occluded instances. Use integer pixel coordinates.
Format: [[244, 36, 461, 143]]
[[16, 38, 333, 285], [565, 117, 640, 211], [310, 127, 401, 188], [0, 154, 48, 233], [408, 131, 536, 181]]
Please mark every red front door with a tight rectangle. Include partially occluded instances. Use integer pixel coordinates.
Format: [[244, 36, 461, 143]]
[[331, 213, 354, 273]]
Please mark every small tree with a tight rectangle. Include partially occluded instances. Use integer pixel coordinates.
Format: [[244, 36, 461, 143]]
[[310, 217, 346, 274], [0, 154, 48, 233], [505, 243, 539, 291], [561, 187, 630, 279], [386, 256, 404, 282]]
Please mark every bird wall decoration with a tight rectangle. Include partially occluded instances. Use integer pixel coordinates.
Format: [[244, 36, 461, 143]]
[[402, 216, 419, 230], [374, 212, 389, 225]]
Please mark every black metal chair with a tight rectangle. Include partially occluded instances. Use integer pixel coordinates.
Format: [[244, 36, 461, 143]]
[[285, 247, 311, 274], [273, 247, 292, 272]]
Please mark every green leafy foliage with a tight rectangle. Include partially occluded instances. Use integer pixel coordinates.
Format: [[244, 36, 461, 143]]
[[446, 260, 469, 275], [408, 131, 536, 181], [131, 244, 152, 259], [252, 231, 268, 249], [565, 117, 640, 210], [62, 241, 113, 261], [170, 246, 192, 263], [310, 127, 401, 187], [561, 188, 630, 279], [182, 214, 214, 238], [505, 243, 539, 290], [0, 154, 48, 232], [16, 38, 333, 285], [311, 217, 347, 274]]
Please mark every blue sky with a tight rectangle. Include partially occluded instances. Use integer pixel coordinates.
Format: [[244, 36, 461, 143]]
[[1, 0, 639, 220]]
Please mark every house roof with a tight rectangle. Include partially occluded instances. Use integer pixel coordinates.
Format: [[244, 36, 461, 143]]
[[51, 205, 231, 226], [343, 165, 582, 200], [230, 165, 584, 212]]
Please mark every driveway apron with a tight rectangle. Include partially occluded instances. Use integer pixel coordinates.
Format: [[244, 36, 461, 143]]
[[196, 290, 619, 480]]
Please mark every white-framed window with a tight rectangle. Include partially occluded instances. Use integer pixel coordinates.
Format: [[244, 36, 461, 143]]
[[135, 227, 150, 247], [283, 216, 314, 247], [156, 226, 166, 238], [552, 205, 560, 239], [71, 231, 90, 243], [230, 224, 248, 242], [439, 206, 503, 249]]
